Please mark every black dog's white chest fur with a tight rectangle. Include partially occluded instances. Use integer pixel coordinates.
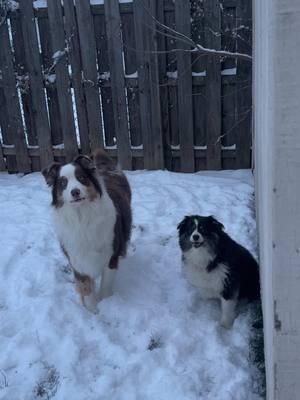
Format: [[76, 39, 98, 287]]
[[182, 247, 228, 299]]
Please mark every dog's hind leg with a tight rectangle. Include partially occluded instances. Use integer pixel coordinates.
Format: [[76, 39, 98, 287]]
[[220, 295, 238, 328]]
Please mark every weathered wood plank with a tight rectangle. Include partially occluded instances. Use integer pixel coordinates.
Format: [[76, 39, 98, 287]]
[[221, 6, 236, 71], [0, 19, 31, 172], [19, 0, 53, 168], [133, 0, 164, 170], [235, 0, 252, 168], [104, 0, 131, 169], [75, 0, 104, 149], [164, 8, 178, 160], [156, 0, 172, 170], [193, 84, 206, 148], [175, 1, 195, 172], [64, 0, 90, 155], [221, 82, 237, 147], [121, 10, 142, 148], [0, 85, 17, 172], [10, 15, 37, 150], [0, 139, 5, 170], [191, 0, 206, 73], [37, 17, 63, 148], [1, 144, 236, 160], [47, 0, 78, 161], [94, 13, 115, 147], [204, 0, 222, 170]]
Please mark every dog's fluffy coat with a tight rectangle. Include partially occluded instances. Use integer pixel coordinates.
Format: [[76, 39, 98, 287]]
[[178, 215, 260, 328], [42, 150, 132, 311]]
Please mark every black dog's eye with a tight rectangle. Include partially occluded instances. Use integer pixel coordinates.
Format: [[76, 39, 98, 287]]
[[198, 225, 206, 234], [58, 176, 68, 190]]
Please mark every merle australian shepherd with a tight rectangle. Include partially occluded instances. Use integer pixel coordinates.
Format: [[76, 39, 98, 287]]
[[42, 149, 132, 312], [177, 215, 260, 328]]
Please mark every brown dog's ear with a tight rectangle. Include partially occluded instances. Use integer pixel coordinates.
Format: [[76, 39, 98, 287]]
[[73, 154, 96, 171], [42, 162, 61, 186]]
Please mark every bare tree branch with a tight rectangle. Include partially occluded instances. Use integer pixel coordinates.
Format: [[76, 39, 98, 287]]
[[137, 0, 252, 62]]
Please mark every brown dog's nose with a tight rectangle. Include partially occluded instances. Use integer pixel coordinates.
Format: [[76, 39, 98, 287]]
[[71, 188, 81, 198]]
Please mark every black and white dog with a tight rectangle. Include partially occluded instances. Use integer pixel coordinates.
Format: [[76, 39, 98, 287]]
[[177, 215, 260, 328], [42, 149, 132, 312]]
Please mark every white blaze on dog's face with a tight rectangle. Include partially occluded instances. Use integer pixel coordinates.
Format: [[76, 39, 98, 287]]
[[60, 164, 88, 204], [190, 218, 204, 247], [57, 163, 99, 206]]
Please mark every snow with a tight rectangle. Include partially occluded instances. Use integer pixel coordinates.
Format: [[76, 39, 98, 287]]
[[0, 169, 262, 400], [7, 0, 19, 11], [221, 68, 237, 76]]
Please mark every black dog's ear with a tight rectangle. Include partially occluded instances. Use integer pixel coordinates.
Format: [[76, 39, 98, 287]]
[[42, 162, 61, 187], [73, 154, 96, 171], [177, 216, 190, 231], [208, 215, 224, 231]]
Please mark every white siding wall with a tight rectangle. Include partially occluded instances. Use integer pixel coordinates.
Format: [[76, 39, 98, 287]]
[[254, 0, 300, 399]]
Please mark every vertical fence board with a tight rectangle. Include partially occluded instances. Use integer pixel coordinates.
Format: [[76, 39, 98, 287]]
[[0, 139, 5, 170], [0, 20, 30, 172], [164, 7, 179, 162], [10, 15, 37, 148], [19, 0, 53, 168], [0, 89, 17, 171], [235, 1, 252, 168], [94, 13, 115, 147], [64, 0, 90, 155], [76, 0, 104, 149], [221, 81, 237, 147], [204, 0, 222, 170], [175, 1, 195, 172], [38, 17, 63, 148], [104, 0, 132, 169], [121, 10, 142, 148], [133, 0, 164, 170], [47, 0, 78, 162], [193, 83, 206, 147], [147, 0, 164, 170], [221, 6, 236, 71], [157, 0, 171, 170]]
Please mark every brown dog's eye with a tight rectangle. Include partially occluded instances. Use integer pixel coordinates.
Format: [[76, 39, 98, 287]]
[[58, 176, 68, 190], [77, 174, 89, 186]]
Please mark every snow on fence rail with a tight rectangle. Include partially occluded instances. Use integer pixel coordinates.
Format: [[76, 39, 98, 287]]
[[0, 0, 252, 173]]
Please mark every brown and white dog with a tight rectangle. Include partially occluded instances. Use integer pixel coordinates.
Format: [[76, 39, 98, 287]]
[[42, 149, 132, 312]]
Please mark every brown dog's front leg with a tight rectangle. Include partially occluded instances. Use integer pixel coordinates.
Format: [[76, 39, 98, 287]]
[[73, 270, 94, 306]]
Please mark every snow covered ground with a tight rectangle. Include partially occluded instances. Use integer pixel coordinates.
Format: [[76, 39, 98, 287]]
[[0, 169, 263, 400]]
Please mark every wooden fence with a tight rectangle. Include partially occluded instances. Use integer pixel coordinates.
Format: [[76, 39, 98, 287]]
[[0, 0, 252, 173]]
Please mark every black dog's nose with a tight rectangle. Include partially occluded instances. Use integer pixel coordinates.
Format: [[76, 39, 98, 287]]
[[192, 233, 200, 241], [71, 188, 81, 198]]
